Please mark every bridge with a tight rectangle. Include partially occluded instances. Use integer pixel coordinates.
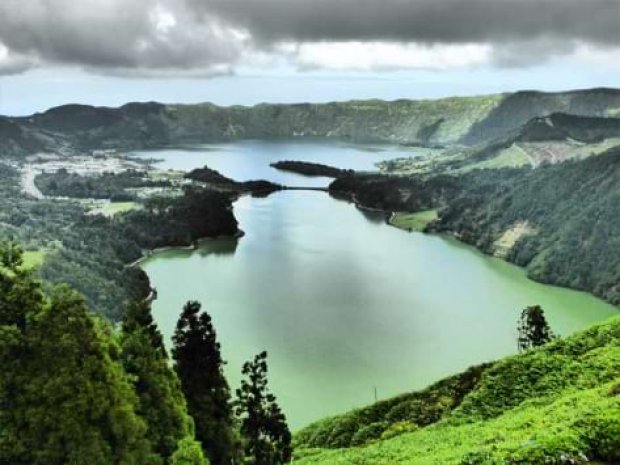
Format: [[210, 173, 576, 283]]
[[282, 186, 329, 192]]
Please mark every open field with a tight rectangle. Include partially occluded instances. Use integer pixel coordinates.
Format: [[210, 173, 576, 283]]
[[389, 210, 438, 231]]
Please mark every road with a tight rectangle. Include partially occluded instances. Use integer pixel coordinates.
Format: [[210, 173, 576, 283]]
[[21, 165, 45, 199]]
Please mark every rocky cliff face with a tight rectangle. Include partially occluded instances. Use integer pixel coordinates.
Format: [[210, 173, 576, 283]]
[[2, 88, 619, 157]]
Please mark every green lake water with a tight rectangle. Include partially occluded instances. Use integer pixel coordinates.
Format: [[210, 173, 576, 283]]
[[137, 141, 618, 429]]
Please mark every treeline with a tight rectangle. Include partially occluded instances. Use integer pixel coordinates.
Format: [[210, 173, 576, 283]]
[[41, 187, 239, 319], [329, 146, 620, 305], [270, 161, 354, 178], [0, 243, 291, 465], [35, 169, 170, 201]]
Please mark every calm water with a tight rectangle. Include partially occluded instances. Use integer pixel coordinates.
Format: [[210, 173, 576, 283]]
[[139, 141, 618, 429]]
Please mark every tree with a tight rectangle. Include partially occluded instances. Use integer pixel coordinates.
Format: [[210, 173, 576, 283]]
[[170, 437, 211, 465], [234, 351, 292, 465], [0, 242, 155, 465], [517, 305, 556, 352], [121, 301, 193, 463], [172, 301, 236, 465]]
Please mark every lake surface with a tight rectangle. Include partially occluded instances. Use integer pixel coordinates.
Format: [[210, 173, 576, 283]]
[[138, 140, 618, 430]]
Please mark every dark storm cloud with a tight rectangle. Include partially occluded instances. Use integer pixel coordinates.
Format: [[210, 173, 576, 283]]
[[198, 0, 620, 45], [0, 0, 618, 75], [0, 0, 246, 76]]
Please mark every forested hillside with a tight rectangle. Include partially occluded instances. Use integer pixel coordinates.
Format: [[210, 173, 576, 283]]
[[2, 88, 618, 157], [330, 146, 620, 305], [0, 164, 239, 319]]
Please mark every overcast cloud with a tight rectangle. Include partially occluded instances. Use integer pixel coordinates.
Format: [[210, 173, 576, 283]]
[[0, 0, 618, 76]]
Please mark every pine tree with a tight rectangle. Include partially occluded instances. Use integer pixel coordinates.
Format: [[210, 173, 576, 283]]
[[0, 242, 155, 465], [121, 301, 194, 462], [234, 351, 292, 465], [172, 301, 236, 465], [517, 305, 556, 352]]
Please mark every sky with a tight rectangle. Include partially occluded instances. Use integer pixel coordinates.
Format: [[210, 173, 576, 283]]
[[0, 0, 619, 116]]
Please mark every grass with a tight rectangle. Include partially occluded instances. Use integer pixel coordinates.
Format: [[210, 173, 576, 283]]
[[461, 143, 533, 172], [294, 316, 620, 465], [87, 201, 141, 217], [22, 250, 46, 270], [389, 210, 438, 231], [0, 250, 47, 273]]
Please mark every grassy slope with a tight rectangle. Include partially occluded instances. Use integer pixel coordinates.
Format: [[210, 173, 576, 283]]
[[294, 317, 620, 464], [389, 210, 439, 231]]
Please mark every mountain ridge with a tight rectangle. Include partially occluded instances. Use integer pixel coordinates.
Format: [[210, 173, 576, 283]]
[[2, 88, 618, 158]]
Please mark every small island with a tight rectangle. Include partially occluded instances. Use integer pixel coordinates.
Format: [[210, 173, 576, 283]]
[[185, 165, 283, 196], [270, 160, 354, 178]]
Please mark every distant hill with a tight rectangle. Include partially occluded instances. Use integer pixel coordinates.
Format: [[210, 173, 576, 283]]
[[2, 88, 618, 157]]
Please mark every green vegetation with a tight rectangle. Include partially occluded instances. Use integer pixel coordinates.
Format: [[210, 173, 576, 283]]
[[330, 146, 620, 305], [90, 200, 141, 216], [4, 89, 618, 159], [121, 301, 195, 462], [293, 316, 620, 464], [0, 162, 239, 320], [235, 351, 292, 465], [172, 301, 237, 465], [0, 245, 155, 465], [517, 305, 556, 352], [185, 165, 282, 195], [0, 243, 292, 465], [35, 169, 170, 201], [389, 210, 438, 232], [270, 161, 353, 178]]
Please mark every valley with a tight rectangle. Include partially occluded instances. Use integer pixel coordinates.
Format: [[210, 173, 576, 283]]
[[1, 88, 619, 464]]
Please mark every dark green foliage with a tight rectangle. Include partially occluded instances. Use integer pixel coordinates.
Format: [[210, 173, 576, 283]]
[[517, 305, 556, 352], [294, 364, 489, 449], [436, 147, 620, 305], [0, 160, 237, 320], [185, 165, 282, 195], [0, 243, 154, 465], [34, 169, 169, 200], [270, 161, 353, 178], [120, 187, 238, 250], [235, 351, 292, 465], [172, 301, 236, 465], [121, 301, 192, 462], [332, 147, 620, 305]]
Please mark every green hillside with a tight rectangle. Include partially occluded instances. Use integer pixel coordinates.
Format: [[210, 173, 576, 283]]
[[293, 316, 620, 464], [330, 146, 620, 305], [3, 88, 619, 158]]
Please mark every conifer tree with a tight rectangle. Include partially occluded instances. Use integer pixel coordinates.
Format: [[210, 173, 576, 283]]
[[172, 301, 236, 465], [121, 301, 194, 462], [234, 351, 292, 465], [517, 305, 556, 352], [0, 242, 154, 465]]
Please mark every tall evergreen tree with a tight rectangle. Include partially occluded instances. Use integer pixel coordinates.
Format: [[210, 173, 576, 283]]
[[121, 301, 194, 463], [0, 242, 155, 465], [517, 305, 556, 352], [234, 351, 292, 465], [172, 301, 236, 465]]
